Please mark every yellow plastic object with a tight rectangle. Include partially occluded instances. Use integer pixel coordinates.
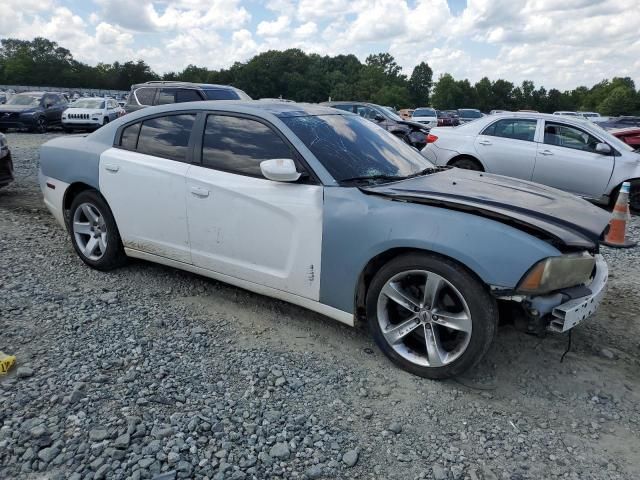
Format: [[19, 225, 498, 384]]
[[0, 352, 16, 375]]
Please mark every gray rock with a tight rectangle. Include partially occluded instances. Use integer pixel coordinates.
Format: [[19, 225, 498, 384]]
[[342, 449, 359, 467], [306, 464, 324, 479], [433, 465, 447, 480], [258, 451, 273, 466], [113, 432, 130, 449], [600, 348, 615, 359], [388, 422, 403, 434], [16, 367, 34, 378], [139, 457, 155, 469], [94, 464, 109, 480], [269, 442, 290, 459], [152, 472, 177, 480], [30, 425, 48, 438], [89, 428, 109, 442], [37, 447, 59, 463], [167, 451, 180, 465]]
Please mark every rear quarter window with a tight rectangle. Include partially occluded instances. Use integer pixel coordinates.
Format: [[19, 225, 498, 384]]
[[202, 89, 241, 100], [134, 88, 157, 106]]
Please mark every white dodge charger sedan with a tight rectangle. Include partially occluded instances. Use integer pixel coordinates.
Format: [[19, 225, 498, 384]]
[[38, 102, 611, 379], [421, 112, 640, 210]]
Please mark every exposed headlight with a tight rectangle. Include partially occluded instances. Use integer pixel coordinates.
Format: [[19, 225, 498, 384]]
[[517, 252, 595, 295]]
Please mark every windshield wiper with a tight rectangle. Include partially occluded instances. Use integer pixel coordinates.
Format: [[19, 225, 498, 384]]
[[403, 167, 439, 179], [339, 174, 406, 185]]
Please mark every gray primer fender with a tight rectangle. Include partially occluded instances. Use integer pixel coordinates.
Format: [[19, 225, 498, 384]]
[[319, 187, 561, 313], [39, 135, 111, 190]]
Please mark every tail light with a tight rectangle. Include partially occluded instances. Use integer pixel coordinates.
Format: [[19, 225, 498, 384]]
[[426, 134, 438, 143]]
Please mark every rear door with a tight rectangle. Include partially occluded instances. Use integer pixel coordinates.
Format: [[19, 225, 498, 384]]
[[473, 118, 539, 179], [532, 120, 614, 198], [99, 113, 196, 263], [185, 113, 323, 300]]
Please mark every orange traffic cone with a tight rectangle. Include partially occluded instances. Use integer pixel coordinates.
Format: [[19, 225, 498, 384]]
[[602, 181, 636, 248]]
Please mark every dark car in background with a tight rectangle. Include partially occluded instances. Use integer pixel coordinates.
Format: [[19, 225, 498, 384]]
[[0, 132, 13, 188], [436, 110, 459, 127], [125, 81, 252, 113], [323, 101, 430, 149], [598, 116, 640, 130], [0, 92, 68, 133], [457, 108, 484, 124]]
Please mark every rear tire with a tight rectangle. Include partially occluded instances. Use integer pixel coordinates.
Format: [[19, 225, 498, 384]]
[[449, 156, 483, 171], [69, 190, 126, 271], [366, 253, 498, 379]]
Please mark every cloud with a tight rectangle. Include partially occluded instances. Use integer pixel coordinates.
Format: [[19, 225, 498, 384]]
[[0, 0, 638, 90]]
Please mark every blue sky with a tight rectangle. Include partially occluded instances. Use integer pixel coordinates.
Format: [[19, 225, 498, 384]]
[[1, 0, 638, 90]]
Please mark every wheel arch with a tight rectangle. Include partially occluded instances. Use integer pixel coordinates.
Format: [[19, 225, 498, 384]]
[[447, 154, 485, 171], [353, 247, 490, 327], [607, 177, 640, 209], [63, 182, 110, 228]]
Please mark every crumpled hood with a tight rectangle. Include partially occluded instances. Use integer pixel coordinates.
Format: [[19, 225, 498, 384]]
[[0, 105, 39, 113], [361, 168, 611, 249]]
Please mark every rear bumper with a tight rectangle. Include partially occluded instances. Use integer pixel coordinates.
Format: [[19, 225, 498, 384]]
[[62, 120, 101, 129]]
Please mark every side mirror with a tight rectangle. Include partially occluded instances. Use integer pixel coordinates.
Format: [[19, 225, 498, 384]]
[[260, 159, 301, 182], [595, 143, 611, 154]]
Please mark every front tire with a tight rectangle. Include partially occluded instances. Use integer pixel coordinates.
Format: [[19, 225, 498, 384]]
[[69, 190, 126, 271], [366, 253, 498, 379], [32, 116, 47, 134]]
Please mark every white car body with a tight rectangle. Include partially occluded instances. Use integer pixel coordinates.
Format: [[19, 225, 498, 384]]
[[421, 112, 640, 205], [62, 98, 124, 130], [553, 111, 579, 117], [411, 107, 438, 128]]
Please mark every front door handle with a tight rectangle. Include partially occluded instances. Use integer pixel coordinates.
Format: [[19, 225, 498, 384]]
[[539, 149, 554, 156], [478, 139, 492, 145], [104, 164, 119, 173], [190, 186, 210, 198]]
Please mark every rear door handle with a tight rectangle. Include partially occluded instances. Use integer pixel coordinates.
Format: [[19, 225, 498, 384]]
[[104, 164, 119, 173], [190, 186, 210, 198], [539, 149, 554, 156], [478, 139, 492, 145]]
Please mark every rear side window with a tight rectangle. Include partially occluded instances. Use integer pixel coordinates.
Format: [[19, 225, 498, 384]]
[[135, 87, 156, 106], [201, 115, 293, 176], [482, 119, 537, 142], [331, 104, 354, 113], [136, 114, 196, 161], [176, 89, 203, 102], [120, 122, 141, 150], [202, 89, 241, 100], [157, 88, 177, 105]]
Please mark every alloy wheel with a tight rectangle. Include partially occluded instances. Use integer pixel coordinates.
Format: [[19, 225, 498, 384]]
[[376, 269, 472, 368], [73, 202, 108, 261]]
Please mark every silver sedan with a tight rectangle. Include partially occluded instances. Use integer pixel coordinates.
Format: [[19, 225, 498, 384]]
[[422, 112, 640, 209]]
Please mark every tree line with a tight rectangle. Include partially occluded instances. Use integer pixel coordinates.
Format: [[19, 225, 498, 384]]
[[1, 37, 638, 115]]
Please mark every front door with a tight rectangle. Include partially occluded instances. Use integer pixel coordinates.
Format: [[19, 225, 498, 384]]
[[185, 113, 323, 300], [532, 120, 615, 198], [99, 113, 197, 264], [473, 118, 539, 179]]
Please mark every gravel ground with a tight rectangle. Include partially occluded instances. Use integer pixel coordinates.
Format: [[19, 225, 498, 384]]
[[1, 132, 639, 480]]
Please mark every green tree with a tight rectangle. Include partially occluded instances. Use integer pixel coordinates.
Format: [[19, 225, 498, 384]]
[[598, 86, 638, 116], [431, 73, 460, 109], [408, 62, 433, 105], [365, 53, 403, 78]]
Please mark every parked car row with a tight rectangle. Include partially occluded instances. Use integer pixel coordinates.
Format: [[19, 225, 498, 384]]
[[38, 100, 611, 380]]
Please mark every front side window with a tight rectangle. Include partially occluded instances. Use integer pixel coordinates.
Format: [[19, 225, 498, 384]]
[[355, 106, 379, 121], [330, 104, 354, 113], [543, 122, 602, 152], [136, 114, 196, 161], [482, 119, 537, 142], [135, 87, 156, 106], [282, 114, 433, 183], [201, 115, 294, 176]]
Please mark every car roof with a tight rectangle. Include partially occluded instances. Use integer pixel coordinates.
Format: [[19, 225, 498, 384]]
[[323, 101, 381, 108], [131, 81, 241, 90]]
